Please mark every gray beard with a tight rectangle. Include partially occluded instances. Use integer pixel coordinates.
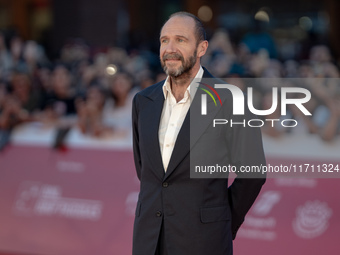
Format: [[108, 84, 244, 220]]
[[162, 50, 197, 78]]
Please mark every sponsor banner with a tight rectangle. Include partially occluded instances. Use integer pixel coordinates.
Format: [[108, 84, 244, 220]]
[[0, 145, 138, 255], [0, 142, 339, 254]]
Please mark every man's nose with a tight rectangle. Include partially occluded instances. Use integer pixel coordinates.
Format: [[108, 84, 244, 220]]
[[164, 40, 177, 53]]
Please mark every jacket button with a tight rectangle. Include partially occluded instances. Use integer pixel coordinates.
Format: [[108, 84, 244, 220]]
[[162, 182, 169, 188], [156, 211, 162, 217]]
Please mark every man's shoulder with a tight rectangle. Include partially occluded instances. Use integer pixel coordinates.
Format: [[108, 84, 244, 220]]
[[135, 80, 164, 99]]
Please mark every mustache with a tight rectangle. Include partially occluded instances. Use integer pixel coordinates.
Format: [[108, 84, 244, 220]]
[[162, 53, 184, 62]]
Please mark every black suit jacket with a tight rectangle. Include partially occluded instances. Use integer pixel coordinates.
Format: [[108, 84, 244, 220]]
[[132, 68, 266, 255]]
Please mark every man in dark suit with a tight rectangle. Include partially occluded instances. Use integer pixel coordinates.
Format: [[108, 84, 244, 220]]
[[132, 12, 266, 255]]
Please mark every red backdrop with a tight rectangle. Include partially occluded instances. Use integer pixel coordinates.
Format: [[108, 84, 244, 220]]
[[0, 144, 339, 255]]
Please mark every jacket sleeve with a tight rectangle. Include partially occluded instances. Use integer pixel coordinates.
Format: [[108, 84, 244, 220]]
[[227, 107, 266, 240]]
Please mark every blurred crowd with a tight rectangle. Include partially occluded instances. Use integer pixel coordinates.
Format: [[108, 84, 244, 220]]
[[0, 26, 340, 150], [203, 29, 340, 141]]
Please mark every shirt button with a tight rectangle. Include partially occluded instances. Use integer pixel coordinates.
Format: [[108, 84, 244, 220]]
[[162, 182, 169, 188], [166, 144, 170, 147], [156, 211, 162, 217]]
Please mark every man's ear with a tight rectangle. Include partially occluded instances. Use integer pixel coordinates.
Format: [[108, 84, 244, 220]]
[[197, 40, 209, 58]]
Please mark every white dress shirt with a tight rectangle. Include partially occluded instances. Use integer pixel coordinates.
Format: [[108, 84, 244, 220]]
[[159, 66, 204, 172]]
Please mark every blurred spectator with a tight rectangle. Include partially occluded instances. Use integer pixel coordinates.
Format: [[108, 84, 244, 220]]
[[23, 41, 48, 76], [102, 72, 136, 135], [43, 65, 77, 120], [60, 38, 90, 66], [312, 85, 340, 142], [9, 36, 27, 73], [34, 64, 52, 97], [0, 72, 41, 149], [135, 69, 155, 90], [283, 60, 299, 77], [309, 45, 339, 78], [227, 43, 251, 76], [0, 31, 12, 79], [0, 72, 40, 129], [248, 49, 270, 77], [298, 61, 315, 78], [242, 19, 277, 59], [203, 29, 236, 77], [75, 62, 100, 96], [76, 85, 108, 137], [93, 53, 110, 89], [107, 47, 129, 67]]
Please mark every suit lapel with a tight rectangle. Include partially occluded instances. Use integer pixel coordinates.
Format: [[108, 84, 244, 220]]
[[143, 83, 166, 179], [164, 68, 226, 179]]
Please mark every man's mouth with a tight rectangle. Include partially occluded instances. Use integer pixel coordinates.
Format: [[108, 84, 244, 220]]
[[163, 54, 183, 63]]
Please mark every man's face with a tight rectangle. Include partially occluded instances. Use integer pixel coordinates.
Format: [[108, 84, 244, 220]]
[[160, 16, 199, 78]]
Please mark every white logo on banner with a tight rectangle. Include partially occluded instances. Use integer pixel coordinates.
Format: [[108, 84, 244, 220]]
[[293, 200, 332, 239], [252, 190, 281, 216], [57, 161, 85, 173], [239, 191, 281, 241], [14, 182, 103, 221]]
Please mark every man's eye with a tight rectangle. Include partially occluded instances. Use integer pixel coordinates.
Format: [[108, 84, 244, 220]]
[[178, 38, 184, 42], [161, 39, 168, 43]]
